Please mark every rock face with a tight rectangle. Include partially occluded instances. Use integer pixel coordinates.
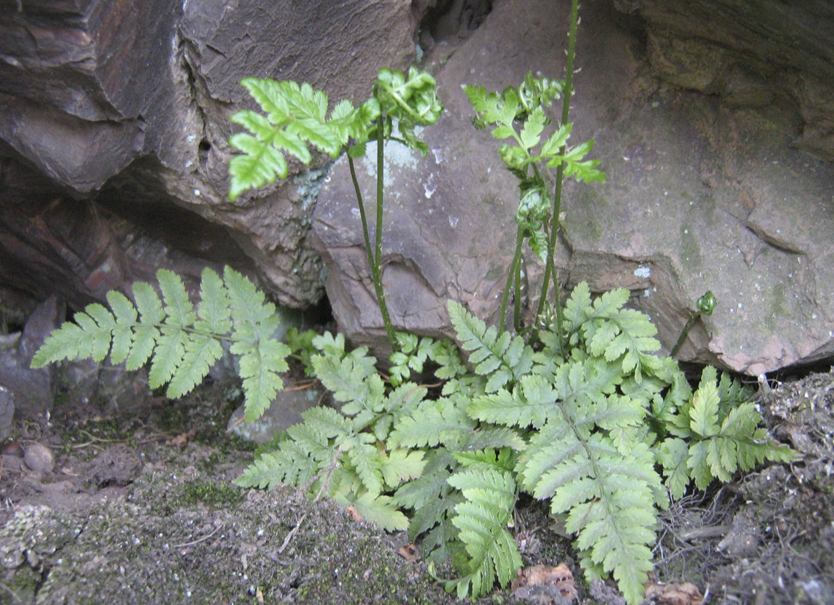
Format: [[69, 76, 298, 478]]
[[624, 0, 834, 162], [0, 0, 418, 309], [314, 0, 834, 374], [1, 0, 834, 375]]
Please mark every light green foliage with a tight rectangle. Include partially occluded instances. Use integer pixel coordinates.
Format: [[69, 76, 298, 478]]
[[31, 267, 290, 423], [436, 468, 522, 599], [33, 45, 795, 604], [658, 366, 795, 498], [464, 73, 606, 329], [229, 281, 792, 604], [228, 67, 442, 351], [372, 67, 444, 157], [228, 78, 379, 200], [448, 300, 533, 393], [465, 73, 603, 184], [33, 262, 793, 603]]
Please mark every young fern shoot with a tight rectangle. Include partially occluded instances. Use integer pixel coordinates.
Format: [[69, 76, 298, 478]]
[[228, 67, 443, 351], [464, 0, 604, 335]]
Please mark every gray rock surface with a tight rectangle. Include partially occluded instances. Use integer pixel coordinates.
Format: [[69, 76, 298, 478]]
[[1, 0, 834, 375], [0, 386, 14, 441], [0, 296, 63, 418], [314, 0, 834, 374]]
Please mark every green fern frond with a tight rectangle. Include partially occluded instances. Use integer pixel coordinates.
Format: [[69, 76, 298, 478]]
[[234, 417, 332, 490], [657, 437, 690, 500], [515, 366, 657, 605], [128, 282, 164, 370], [371, 383, 429, 442], [562, 282, 661, 381], [448, 300, 533, 392], [453, 448, 518, 473], [526, 432, 660, 605], [333, 491, 409, 532], [347, 441, 386, 494], [468, 373, 559, 429], [439, 468, 522, 599], [459, 426, 526, 452], [228, 78, 380, 201], [311, 351, 385, 422], [393, 450, 461, 539], [234, 441, 320, 490], [32, 267, 291, 423], [388, 396, 475, 449], [381, 449, 426, 489], [664, 367, 795, 491]]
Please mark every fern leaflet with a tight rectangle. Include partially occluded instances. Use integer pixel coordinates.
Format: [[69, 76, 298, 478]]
[[31, 267, 290, 423], [437, 468, 522, 599], [448, 300, 532, 392]]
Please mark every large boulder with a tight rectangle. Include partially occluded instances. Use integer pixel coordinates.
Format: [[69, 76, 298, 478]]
[[0, 0, 418, 309], [314, 0, 834, 375]]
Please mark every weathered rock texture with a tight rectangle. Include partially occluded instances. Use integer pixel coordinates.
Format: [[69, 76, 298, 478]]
[[621, 0, 834, 162], [314, 0, 834, 374], [2, 0, 834, 376], [0, 0, 418, 309]]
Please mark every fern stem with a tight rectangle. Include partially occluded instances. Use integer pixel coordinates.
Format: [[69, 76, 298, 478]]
[[535, 0, 579, 325], [513, 254, 523, 332], [499, 225, 525, 331], [669, 311, 700, 358], [347, 154, 376, 268], [374, 116, 399, 350]]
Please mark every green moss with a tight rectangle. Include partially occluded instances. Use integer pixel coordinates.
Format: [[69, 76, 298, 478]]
[[769, 283, 786, 325], [175, 480, 245, 509]]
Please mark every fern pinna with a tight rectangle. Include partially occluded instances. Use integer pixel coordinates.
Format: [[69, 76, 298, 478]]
[[31, 267, 290, 423]]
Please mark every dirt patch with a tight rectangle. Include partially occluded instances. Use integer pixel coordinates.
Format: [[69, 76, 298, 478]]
[[0, 370, 832, 604]]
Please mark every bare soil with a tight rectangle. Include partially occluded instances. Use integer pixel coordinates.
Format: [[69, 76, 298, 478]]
[[0, 369, 831, 605]]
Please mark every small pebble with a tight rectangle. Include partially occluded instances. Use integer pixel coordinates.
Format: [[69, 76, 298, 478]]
[[23, 442, 54, 474]]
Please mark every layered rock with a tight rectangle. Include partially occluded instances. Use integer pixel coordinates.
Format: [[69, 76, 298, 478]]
[[314, 0, 834, 374], [0, 0, 418, 308]]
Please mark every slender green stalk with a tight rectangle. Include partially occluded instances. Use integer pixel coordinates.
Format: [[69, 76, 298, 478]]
[[669, 313, 700, 358], [512, 256, 523, 332], [375, 115, 387, 273], [536, 0, 579, 321], [500, 226, 525, 330], [670, 291, 717, 357], [348, 155, 375, 266], [348, 142, 397, 351], [373, 116, 397, 349]]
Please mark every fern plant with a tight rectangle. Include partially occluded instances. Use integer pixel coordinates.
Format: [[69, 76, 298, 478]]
[[31, 268, 793, 604], [231, 282, 793, 605], [31, 4, 795, 599], [229, 67, 443, 350], [464, 0, 604, 333], [31, 267, 290, 423]]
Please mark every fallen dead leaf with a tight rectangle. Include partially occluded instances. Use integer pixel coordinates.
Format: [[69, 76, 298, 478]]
[[397, 543, 420, 563], [346, 505, 364, 523], [510, 563, 578, 604], [644, 581, 704, 605], [166, 429, 196, 447]]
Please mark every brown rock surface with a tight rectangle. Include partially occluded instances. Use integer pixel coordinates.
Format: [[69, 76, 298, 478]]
[[314, 0, 834, 374], [0, 0, 419, 309]]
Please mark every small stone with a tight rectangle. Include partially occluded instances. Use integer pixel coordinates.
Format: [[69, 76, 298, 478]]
[[23, 442, 54, 474]]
